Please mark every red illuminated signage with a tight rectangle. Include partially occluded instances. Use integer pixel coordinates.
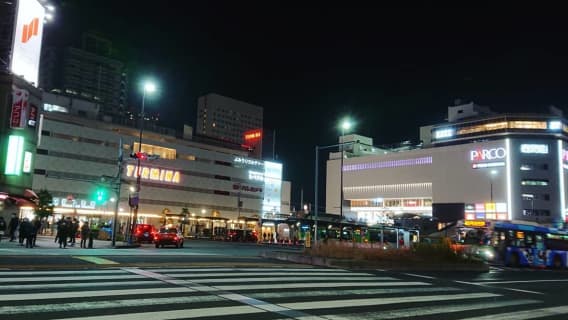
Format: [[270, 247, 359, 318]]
[[10, 86, 28, 129], [244, 129, 262, 141]]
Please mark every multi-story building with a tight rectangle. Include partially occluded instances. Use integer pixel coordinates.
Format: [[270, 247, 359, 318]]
[[31, 96, 288, 239], [39, 33, 128, 118], [327, 102, 568, 227], [196, 93, 263, 157]]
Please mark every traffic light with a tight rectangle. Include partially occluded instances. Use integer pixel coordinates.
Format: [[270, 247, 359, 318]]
[[94, 187, 108, 204]]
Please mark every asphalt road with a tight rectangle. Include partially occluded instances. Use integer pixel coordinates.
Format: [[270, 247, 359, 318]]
[[1, 236, 568, 319]]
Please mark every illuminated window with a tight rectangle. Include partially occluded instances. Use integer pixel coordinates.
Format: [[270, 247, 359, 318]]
[[133, 143, 176, 160], [509, 121, 547, 130], [457, 121, 508, 135]]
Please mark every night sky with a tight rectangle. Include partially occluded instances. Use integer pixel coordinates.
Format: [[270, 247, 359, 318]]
[[44, 2, 568, 210]]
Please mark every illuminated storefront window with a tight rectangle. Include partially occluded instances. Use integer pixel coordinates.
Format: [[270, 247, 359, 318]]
[[133, 142, 176, 160]]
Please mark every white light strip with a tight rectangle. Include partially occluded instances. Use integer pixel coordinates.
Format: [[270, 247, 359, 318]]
[[506, 138, 513, 220], [559, 140, 566, 223]]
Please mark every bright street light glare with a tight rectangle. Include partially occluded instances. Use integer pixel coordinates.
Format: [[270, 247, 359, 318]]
[[491, 169, 498, 175], [45, 13, 53, 21], [46, 4, 55, 11], [144, 82, 156, 93]]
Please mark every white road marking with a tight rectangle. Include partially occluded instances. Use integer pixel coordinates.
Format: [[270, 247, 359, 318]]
[[165, 271, 377, 278], [279, 292, 501, 310], [0, 269, 127, 276], [248, 286, 462, 299], [0, 287, 195, 301], [0, 280, 162, 291], [477, 279, 568, 285], [192, 276, 393, 283], [0, 274, 145, 283], [454, 280, 544, 295], [457, 305, 568, 320], [401, 273, 436, 279], [148, 267, 347, 272], [0, 295, 224, 315], [56, 305, 265, 320], [295, 299, 540, 320], [72, 256, 120, 264], [212, 281, 430, 291]]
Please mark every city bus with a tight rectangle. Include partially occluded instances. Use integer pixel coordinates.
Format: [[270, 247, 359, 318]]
[[492, 221, 568, 269]]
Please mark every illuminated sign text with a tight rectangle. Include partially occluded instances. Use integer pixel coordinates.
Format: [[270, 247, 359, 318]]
[[234, 157, 263, 166], [470, 147, 506, 161], [244, 129, 262, 141], [126, 164, 180, 183], [520, 144, 548, 154]]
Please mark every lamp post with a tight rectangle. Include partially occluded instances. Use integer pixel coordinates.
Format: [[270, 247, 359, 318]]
[[130, 81, 156, 243], [490, 169, 498, 202], [339, 119, 352, 240], [313, 139, 355, 245]]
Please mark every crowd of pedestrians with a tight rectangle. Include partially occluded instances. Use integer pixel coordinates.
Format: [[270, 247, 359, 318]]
[[0, 213, 92, 249]]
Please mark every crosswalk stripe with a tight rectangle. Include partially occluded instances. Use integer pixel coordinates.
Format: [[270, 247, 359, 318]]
[[0, 269, 128, 276], [0, 280, 162, 291], [191, 276, 393, 283], [248, 286, 462, 299], [164, 271, 378, 278], [212, 281, 430, 291], [147, 268, 347, 272], [0, 287, 195, 301], [0, 274, 145, 283], [279, 292, 501, 310], [58, 305, 265, 320], [457, 305, 568, 320], [0, 295, 225, 315], [314, 299, 541, 319]]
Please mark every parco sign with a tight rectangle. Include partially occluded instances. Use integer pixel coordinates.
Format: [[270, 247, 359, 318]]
[[470, 147, 507, 161]]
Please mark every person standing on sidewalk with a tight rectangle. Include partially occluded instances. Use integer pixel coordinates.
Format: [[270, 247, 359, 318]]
[[0, 217, 6, 242], [58, 218, 69, 249], [8, 213, 18, 242], [69, 218, 79, 246], [19, 218, 34, 248], [80, 221, 90, 248]]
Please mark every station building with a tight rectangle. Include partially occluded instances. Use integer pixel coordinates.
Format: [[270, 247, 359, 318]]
[[327, 103, 568, 228]]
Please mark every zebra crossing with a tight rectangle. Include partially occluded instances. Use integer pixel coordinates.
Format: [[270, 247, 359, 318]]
[[0, 267, 564, 319]]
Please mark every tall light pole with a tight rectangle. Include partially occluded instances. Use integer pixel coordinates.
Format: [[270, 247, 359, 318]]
[[490, 169, 498, 202], [131, 81, 156, 243], [339, 118, 352, 239]]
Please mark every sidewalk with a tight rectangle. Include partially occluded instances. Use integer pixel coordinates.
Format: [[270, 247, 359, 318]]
[[0, 235, 130, 250]]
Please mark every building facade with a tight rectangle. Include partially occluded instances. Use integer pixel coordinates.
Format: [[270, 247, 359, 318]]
[[196, 93, 263, 156], [40, 41, 127, 117], [326, 104, 568, 227], [31, 103, 287, 238]]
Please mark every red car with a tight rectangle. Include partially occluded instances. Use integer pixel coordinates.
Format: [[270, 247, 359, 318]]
[[154, 227, 184, 248], [133, 224, 157, 243]]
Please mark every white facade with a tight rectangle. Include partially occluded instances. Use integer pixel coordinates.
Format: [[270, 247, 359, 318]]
[[327, 134, 567, 226], [32, 112, 287, 227]]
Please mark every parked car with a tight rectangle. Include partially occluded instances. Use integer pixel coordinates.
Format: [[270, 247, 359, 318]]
[[134, 224, 157, 243], [154, 227, 184, 248]]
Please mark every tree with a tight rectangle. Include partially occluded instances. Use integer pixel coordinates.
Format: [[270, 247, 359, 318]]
[[36, 189, 54, 219]]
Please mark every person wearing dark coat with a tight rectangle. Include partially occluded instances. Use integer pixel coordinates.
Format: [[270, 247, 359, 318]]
[[19, 218, 34, 248], [0, 217, 6, 242], [8, 213, 18, 242], [58, 219, 70, 249]]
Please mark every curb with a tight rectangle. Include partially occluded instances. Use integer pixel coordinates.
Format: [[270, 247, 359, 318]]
[[261, 251, 490, 272]]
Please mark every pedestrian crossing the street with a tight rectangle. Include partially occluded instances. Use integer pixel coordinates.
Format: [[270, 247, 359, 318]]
[[0, 267, 564, 320]]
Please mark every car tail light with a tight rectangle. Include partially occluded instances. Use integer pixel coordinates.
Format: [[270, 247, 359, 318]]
[[173, 236, 178, 240]]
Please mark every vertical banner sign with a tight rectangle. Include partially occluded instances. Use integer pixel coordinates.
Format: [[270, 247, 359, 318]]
[[10, 0, 46, 86], [11, 86, 29, 129]]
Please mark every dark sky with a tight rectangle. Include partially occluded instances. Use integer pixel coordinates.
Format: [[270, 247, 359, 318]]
[[44, 1, 568, 211]]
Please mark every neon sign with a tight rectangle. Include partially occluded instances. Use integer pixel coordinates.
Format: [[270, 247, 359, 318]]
[[244, 129, 262, 141], [470, 147, 506, 161], [125, 164, 180, 183]]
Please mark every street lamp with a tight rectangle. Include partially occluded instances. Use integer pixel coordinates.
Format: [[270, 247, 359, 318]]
[[130, 80, 157, 243], [339, 118, 352, 240], [490, 169, 498, 202]]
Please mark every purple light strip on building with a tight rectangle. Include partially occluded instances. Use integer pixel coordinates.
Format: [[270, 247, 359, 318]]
[[343, 156, 433, 172]]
